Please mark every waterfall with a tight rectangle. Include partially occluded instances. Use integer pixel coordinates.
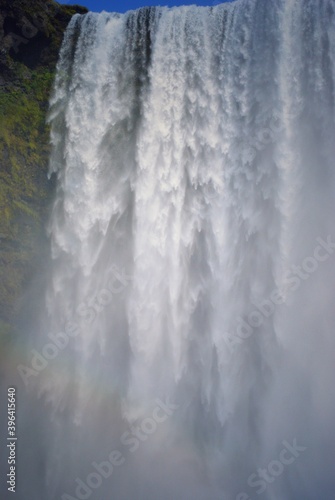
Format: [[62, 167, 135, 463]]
[[15, 1, 335, 499]]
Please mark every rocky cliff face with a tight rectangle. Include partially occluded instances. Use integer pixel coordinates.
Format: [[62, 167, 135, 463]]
[[0, 0, 88, 340], [0, 0, 88, 78]]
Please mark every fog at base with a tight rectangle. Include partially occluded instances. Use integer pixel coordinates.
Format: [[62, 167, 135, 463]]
[[11, 1, 335, 499]]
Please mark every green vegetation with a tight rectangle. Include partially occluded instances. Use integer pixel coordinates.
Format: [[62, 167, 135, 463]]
[[0, 0, 88, 327], [0, 64, 55, 322]]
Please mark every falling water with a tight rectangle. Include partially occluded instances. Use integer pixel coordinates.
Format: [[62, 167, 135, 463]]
[[14, 1, 335, 499]]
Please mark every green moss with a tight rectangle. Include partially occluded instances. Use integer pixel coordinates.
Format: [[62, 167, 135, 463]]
[[0, 0, 88, 326], [0, 64, 55, 321], [63, 7, 78, 16]]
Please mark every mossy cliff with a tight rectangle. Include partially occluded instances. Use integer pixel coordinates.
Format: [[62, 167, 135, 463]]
[[0, 0, 88, 342]]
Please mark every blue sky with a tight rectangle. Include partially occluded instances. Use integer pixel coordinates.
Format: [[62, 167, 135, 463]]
[[58, 0, 230, 14]]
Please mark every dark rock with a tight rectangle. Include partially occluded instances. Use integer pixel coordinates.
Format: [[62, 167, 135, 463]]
[[0, 0, 88, 74]]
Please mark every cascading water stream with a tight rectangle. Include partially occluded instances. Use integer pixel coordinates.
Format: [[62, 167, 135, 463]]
[[13, 1, 335, 499]]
